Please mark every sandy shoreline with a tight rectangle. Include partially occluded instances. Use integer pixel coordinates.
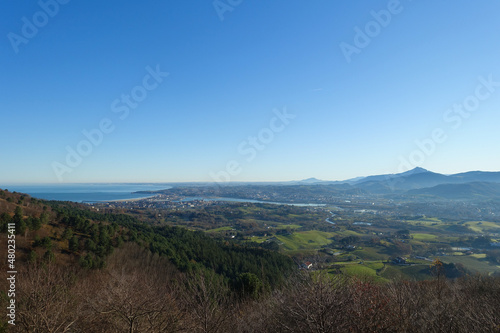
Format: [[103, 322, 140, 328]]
[[102, 195, 158, 203]]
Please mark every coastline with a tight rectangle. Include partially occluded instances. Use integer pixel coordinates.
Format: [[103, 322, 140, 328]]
[[100, 195, 158, 203]]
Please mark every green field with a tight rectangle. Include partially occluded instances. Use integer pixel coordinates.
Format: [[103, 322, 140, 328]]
[[352, 246, 389, 261], [470, 253, 487, 259], [206, 226, 234, 233], [276, 230, 335, 251], [379, 265, 405, 280], [365, 262, 385, 270], [438, 255, 499, 275], [405, 217, 442, 225], [249, 235, 271, 243], [464, 221, 500, 233], [195, 203, 500, 278], [412, 233, 438, 241], [342, 264, 377, 276], [331, 262, 388, 283], [336, 230, 363, 237], [273, 223, 302, 230]]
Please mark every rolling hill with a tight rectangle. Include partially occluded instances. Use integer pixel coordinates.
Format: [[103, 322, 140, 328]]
[[407, 182, 500, 200]]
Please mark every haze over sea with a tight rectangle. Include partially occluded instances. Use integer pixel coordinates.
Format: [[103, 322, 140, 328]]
[[0, 184, 171, 203]]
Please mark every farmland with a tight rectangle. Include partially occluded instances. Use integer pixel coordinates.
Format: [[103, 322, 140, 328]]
[[102, 193, 500, 281], [197, 204, 500, 280]]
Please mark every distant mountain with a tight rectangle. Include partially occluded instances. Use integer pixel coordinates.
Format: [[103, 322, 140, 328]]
[[348, 168, 500, 194], [449, 171, 500, 183], [343, 176, 367, 183], [287, 177, 348, 185], [407, 182, 500, 200], [286, 169, 500, 196], [353, 181, 396, 194], [351, 167, 440, 193], [402, 166, 429, 176], [354, 167, 429, 185], [388, 170, 452, 190], [299, 177, 324, 184]]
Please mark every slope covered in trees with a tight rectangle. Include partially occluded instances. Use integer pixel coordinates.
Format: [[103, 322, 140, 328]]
[[0, 189, 295, 290], [1, 189, 500, 332]]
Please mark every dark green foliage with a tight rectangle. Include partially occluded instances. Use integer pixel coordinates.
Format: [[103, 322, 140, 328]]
[[13, 206, 25, 234], [258, 240, 280, 251], [62, 228, 73, 240], [42, 237, 53, 249], [396, 229, 411, 238], [95, 245, 106, 257], [24, 217, 33, 230], [98, 224, 111, 247], [43, 249, 55, 263], [236, 272, 263, 299], [79, 253, 105, 269], [79, 254, 94, 269], [90, 224, 99, 243], [472, 236, 492, 248], [69, 236, 79, 252], [40, 212, 50, 225], [31, 217, 42, 231], [429, 261, 468, 279], [340, 235, 359, 245], [0, 212, 10, 232], [28, 250, 37, 263], [34, 236, 53, 249], [486, 249, 500, 264], [46, 200, 295, 289], [16, 218, 27, 235], [142, 225, 294, 289], [114, 235, 124, 248], [85, 239, 96, 252]]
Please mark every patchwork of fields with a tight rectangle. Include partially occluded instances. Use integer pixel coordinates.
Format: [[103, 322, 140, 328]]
[[199, 205, 500, 280]]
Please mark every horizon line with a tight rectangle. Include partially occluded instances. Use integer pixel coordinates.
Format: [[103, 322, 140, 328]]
[[2, 167, 500, 186]]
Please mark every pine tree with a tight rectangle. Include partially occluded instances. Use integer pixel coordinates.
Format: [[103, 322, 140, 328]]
[[69, 236, 79, 252]]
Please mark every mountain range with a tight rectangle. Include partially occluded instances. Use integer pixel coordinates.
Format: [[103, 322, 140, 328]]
[[299, 168, 500, 199]]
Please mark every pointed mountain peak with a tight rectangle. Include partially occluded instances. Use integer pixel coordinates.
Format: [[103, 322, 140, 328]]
[[301, 177, 323, 183], [400, 167, 429, 176]]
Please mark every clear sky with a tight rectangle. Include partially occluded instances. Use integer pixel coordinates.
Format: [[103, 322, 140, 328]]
[[1, 0, 500, 184]]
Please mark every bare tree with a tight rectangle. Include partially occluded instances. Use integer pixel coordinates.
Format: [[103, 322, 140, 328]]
[[183, 271, 235, 333], [80, 244, 186, 333], [16, 263, 82, 333], [270, 272, 353, 333]]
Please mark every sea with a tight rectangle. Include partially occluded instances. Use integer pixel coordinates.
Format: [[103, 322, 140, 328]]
[[1, 184, 327, 207], [0, 184, 171, 203]]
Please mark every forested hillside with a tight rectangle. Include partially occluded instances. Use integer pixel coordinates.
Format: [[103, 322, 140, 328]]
[[0, 189, 294, 291], [1, 189, 500, 332]]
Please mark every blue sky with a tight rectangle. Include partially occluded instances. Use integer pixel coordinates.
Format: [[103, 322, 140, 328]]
[[1, 0, 500, 183]]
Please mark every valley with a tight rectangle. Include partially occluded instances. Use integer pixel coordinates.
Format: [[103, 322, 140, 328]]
[[87, 169, 500, 280]]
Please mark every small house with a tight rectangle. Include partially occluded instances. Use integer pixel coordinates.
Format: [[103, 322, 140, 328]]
[[393, 257, 407, 265], [301, 262, 313, 270]]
